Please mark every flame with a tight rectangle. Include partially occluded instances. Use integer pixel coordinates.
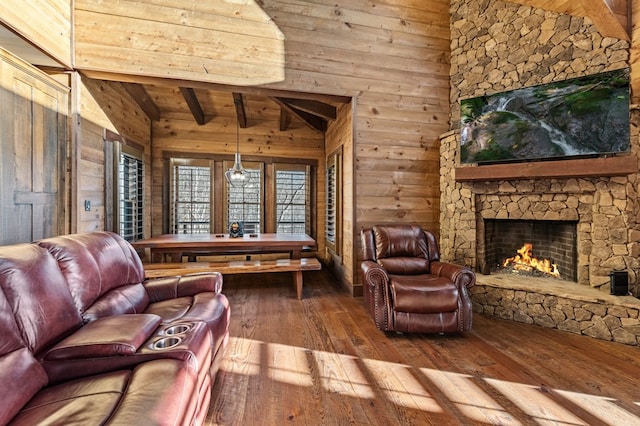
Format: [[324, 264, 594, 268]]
[[502, 243, 560, 277]]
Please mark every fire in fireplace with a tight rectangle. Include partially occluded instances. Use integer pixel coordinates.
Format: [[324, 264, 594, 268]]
[[482, 219, 578, 281], [501, 242, 560, 278]]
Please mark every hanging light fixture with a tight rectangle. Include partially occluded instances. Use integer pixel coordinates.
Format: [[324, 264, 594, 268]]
[[225, 117, 247, 186]]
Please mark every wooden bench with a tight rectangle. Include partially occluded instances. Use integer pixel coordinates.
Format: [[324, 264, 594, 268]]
[[144, 257, 322, 299]]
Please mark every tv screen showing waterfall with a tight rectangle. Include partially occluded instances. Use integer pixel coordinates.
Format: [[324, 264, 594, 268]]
[[459, 68, 630, 164]]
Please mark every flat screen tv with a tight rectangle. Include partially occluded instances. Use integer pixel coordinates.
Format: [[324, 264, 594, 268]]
[[459, 68, 630, 164]]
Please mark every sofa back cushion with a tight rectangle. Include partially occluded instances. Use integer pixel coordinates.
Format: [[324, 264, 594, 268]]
[[372, 225, 430, 274], [0, 243, 82, 355], [0, 287, 49, 425], [38, 232, 148, 321]]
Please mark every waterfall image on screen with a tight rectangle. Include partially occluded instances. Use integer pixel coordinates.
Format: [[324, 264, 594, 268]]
[[460, 68, 630, 164]]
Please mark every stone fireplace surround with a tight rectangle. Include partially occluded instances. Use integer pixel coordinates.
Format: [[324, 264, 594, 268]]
[[440, 0, 640, 345], [439, 130, 640, 346], [474, 181, 599, 287]]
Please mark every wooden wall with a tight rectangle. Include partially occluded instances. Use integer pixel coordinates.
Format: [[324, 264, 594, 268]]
[[325, 102, 355, 292], [244, 1, 451, 293], [74, 0, 285, 86], [71, 0, 452, 294], [0, 0, 72, 67], [0, 48, 69, 245], [74, 75, 151, 234]]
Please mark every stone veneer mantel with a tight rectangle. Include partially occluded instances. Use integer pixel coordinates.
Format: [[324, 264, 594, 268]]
[[455, 155, 638, 181]]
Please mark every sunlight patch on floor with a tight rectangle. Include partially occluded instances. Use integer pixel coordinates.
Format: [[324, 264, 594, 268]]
[[220, 336, 639, 424], [421, 368, 520, 424], [484, 378, 587, 425], [363, 359, 442, 413], [312, 351, 376, 399], [555, 389, 640, 425], [266, 342, 314, 387]]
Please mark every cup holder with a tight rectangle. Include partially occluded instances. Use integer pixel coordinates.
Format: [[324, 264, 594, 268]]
[[152, 336, 182, 350], [164, 323, 192, 335]]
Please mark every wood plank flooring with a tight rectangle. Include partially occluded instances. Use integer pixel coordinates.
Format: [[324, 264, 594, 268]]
[[206, 270, 640, 425]]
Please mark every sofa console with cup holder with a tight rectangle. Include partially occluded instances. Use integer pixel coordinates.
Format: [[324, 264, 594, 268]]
[[0, 231, 230, 426]]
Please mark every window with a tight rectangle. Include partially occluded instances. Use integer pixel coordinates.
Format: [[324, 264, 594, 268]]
[[226, 161, 262, 234], [326, 149, 341, 254], [106, 142, 144, 242], [171, 159, 212, 234], [274, 164, 310, 234], [168, 157, 315, 237]]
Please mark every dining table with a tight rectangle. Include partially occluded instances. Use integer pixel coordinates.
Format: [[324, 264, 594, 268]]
[[132, 232, 316, 263]]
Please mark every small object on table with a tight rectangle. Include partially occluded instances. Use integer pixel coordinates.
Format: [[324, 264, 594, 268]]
[[229, 221, 244, 238]]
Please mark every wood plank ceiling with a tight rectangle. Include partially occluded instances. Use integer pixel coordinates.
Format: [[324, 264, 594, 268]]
[[121, 80, 346, 132]]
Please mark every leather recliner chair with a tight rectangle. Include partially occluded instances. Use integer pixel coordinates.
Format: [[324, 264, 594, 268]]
[[361, 224, 476, 334]]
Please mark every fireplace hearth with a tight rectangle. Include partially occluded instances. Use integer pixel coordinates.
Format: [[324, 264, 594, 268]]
[[482, 219, 577, 282]]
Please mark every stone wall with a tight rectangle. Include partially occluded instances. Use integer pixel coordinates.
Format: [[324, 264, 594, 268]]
[[441, 0, 640, 296], [471, 276, 640, 346]]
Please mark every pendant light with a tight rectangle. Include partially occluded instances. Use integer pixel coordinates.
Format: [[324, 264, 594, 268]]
[[225, 117, 247, 186]]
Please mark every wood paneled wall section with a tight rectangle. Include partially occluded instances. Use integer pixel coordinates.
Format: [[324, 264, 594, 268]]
[[73, 0, 451, 294], [75, 76, 151, 234], [257, 1, 450, 267], [74, 0, 285, 86], [0, 0, 71, 67], [0, 48, 69, 244], [325, 102, 355, 292]]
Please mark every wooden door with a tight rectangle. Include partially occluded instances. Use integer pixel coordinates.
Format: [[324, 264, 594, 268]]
[[0, 49, 68, 244]]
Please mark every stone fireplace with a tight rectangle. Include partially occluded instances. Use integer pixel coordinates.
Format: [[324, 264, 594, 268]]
[[438, 133, 640, 345], [438, 170, 640, 291], [436, 0, 640, 346]]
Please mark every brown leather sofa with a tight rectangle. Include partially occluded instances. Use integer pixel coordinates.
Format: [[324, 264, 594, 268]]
[[361, 225, 475, 334], [0, 231, 230, 425]]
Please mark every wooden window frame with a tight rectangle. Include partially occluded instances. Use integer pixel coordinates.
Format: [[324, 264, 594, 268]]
[[170, 158, 214, 234], [326, 148, 342, 255], [105, 140, 144, 242], [165, 154, 317, 238]]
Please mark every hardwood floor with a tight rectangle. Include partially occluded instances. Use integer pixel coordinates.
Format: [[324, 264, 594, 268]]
[[206, 270, 640, 425]]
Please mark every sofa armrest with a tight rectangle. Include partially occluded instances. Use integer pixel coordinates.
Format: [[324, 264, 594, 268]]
[[43, 314, 162, 361], [430, 261, 476, 289], [361, 260, 389, 288], [361, 260, 394, 330], [144, 272, 223, 303]]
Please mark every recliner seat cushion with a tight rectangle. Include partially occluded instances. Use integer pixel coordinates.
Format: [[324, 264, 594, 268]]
[[390, 274, 459, 313], [9, 359, 198, 426]]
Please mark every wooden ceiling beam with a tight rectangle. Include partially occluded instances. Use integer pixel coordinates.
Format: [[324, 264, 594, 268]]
[[581, 0, 629, 41], [122, 83, 160, 121], [272, 97, 327, 132], [276, 98, 337, 121], [279, 108, 291, 131], [232, 93, 247, 129], [179, 87, 206, 125], [79, 70, 353, 105]]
